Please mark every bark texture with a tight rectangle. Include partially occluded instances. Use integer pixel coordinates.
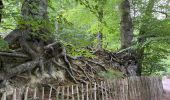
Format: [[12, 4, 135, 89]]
[[0, 0, 3, 22], [120, 0, 133, 49]]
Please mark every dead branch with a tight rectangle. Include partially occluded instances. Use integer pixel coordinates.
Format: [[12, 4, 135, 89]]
[[52, 59, 77, 83], [73, 63, 91, 81], [86, 60, 107, 71]]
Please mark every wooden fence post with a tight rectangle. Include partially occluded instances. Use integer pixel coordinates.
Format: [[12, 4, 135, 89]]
[[33, 88, 37, 99], [94, 82, 97, 100], [100, 81, 104, 100], [104, 81, 108, 100], [1, 92, 6, 100], [86, 83, 89, 100], [81, 84, 84, 100], [66, 86, 70, 100], [72, 85, 74, 100], [12, 89, 16, 100], [106, 81, 112, 100], [49, 86, 52, 100], [76, 85, 80, 100], [24, 87, 29, 100]]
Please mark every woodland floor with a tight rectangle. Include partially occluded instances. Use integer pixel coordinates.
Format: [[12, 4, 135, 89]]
[[162, 78, 170, 100]]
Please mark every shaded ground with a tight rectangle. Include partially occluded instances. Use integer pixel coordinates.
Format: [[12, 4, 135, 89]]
[[162, 77, 170, 100]]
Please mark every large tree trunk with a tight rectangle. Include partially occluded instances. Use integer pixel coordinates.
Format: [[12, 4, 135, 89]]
[[118, 0, 138, 76], [120, 0, 133, 49], [136, 0, 155, 75], [1, 0, 50, 80], [0, 0, 58, 81]]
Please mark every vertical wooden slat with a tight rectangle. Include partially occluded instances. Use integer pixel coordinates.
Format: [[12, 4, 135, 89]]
[[49, 87, 53, 100], [13, 89, 17, 100], [81, 84, 84, 100], [101, 81, 104, 100], [94, 82, 97, 100], [124, 78, 128, 100], [97, 82, 101, 100], [86, 83, 89, 100], [62, 86, 65, 100], [24, 87, 29, 100], [89, 83, 92, 100], [113, 79, 117, 100], [42, 87, 44, 100], [17, 89, 22, 100], [56, 86, 60, 100], [109, 80, 114, 100], [106, 81, 111, 100], [104, 81, 108, 100], [33, 88, 37, 99], [71, 85, 74, 100], [66, 86, 70, 100], [76, 85, 80, 100], [1, 92, 6, 100]]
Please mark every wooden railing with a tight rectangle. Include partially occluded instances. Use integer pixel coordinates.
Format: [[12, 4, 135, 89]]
[[0, 76, 163, 100]]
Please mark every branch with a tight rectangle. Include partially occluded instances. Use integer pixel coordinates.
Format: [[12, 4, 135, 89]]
[[19, 37, 37, 58], [86, 60, 107, 71], [0, 60, 39, 80], [0, 52, 29, 58], [52, 59, 77, 83], [152, 10, 169, 18]]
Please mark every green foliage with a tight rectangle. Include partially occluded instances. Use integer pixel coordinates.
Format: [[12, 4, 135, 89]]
[[47, 0, 122, 57], [0, 37, 9, 51], [98, 70, 123, 79], [132, 0, 170, 75]]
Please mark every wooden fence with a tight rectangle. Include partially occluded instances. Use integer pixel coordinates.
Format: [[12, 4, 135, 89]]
[[0, 76, 163, 100]]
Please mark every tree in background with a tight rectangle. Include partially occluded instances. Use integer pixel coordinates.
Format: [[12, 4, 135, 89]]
[[75, 0, 107, 50], [120, 0, 133, 49], [0, 0, 3, 23]]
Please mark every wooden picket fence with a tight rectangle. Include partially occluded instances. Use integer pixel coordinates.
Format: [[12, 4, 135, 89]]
[[0, 76, 163, 100]]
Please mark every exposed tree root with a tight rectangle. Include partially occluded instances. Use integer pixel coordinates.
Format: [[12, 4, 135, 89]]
[[52, 59, 78, 83], [0, 29, 139, 92]]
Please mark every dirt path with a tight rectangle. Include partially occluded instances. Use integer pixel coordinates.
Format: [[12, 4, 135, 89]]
[[162, 78, 170, 100]]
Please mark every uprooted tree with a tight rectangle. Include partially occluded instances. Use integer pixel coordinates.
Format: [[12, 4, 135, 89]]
[[0, 0, 139, 89]]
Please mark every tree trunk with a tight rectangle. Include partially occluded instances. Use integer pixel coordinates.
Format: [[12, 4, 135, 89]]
[[96, 1, 105, 50], [136, 0, 155, 75], [120, 0, 133, 49], [1, 0, 54, 81], [0, 0, 3, 23]]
